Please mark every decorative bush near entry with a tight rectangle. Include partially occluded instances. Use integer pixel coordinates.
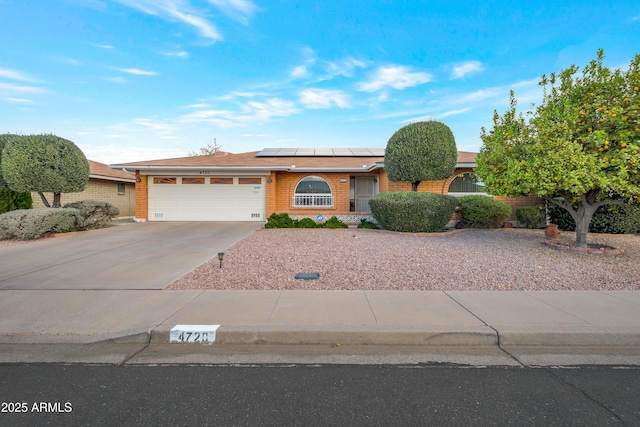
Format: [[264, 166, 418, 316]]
[[0, 208, 78, 240], [547, 201, 640, 235], [357, 219, 378, 229], [369, 192, 457, 232], [264, 213, 296, 228], [456, 195, 511, 228], [264, 213, 348, 229], [322, 216, 348, 229], [63, 199, 119, 230], [516, 206, 546, 229]]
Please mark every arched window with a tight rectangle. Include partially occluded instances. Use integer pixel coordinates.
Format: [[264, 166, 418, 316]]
[[293, 176, 333, 207], [448, 172, 486, 195]]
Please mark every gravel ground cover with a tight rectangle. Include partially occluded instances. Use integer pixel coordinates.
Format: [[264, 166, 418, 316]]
[[168, 228, 640, 291]]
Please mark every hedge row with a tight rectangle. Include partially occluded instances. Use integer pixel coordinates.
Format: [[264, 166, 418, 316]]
[[0, 200, 119, 240], [264, 213, 348, 229]]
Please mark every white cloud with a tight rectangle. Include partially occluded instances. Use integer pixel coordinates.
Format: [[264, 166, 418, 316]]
[[450, 61, 484, 79], [323, 57, 367, 79], [116, 67, 158, 76], [300, 88, 350, 109], [114, 0, 223, 42], [4, 97, 33, 103], [357, 65, 432, 92], [206, 0, 258, 25], [402, 108, 470, 123], [291, 65, 309, 78], [104, 76, 128, 84], [0, 68, 37, 82], [160, 50, 189, 58], [181, 98, 299, 127], [0, 82, 43, 93]]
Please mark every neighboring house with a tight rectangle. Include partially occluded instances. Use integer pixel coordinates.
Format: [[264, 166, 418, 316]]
[[32, 160, 136, 218], [111, 148, 540, 224]]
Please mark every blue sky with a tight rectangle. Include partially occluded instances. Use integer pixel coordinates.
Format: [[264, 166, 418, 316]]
[[1, 0, 639, 165]]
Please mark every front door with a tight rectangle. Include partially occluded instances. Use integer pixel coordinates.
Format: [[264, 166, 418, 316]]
[[354, 177, 376, 212]]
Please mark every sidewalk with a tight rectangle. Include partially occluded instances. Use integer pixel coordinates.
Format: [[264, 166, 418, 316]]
[[1, 289, 639, 349]]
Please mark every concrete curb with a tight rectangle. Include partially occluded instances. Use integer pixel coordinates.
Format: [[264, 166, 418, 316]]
[[151, 325, 498, 347]]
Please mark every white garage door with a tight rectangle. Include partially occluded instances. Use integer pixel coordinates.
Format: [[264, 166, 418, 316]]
[[148, 176, 266, 221]]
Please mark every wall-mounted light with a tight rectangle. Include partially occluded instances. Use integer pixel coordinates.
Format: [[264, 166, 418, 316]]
[[136, 177, 142, 183], [218, 252, 224, 268], [267, 178, 273, 183]]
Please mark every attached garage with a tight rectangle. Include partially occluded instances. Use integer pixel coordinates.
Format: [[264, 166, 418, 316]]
[[148, 176, 266, 221]]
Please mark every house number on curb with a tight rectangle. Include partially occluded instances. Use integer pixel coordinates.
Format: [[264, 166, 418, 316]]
[[170, 324, 220, 344]]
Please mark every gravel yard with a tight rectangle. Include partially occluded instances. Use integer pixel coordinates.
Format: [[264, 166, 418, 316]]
[[167, 228, 640, 291]]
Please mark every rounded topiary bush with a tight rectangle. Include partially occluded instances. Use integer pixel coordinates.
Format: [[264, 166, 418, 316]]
[[369, 192, 458, 232], [456, 195, 511, 228], [516, 206, 546, 229], [0, 208, 78, 240], [63, 200, 119, 230]]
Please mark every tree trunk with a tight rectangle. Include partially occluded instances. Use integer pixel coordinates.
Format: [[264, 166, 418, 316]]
[[573, 202, 600, 249], [38, 191, 51, 208], [411, 181, 420, 192], [52, 193, 62, 208]]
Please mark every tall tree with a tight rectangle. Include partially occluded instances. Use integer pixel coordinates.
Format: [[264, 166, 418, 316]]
[[188, 138, 223, 156], [1, 134, 90, 208], [385, 121, 458, 191], [476, 50, 640, 248]]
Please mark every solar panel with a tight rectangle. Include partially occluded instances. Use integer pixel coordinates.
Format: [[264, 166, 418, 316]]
[[255, 147, 385, 157]]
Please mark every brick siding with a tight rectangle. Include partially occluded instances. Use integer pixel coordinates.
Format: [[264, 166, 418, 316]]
[[31, 178, 135, 217]]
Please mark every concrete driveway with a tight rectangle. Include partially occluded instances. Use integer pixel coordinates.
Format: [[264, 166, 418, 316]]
[[0, 222, 260, 290]]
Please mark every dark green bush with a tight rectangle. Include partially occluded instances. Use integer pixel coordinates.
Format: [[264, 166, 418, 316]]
[[322, 216, 348, 229], [457, 195, 511, 228], [547, 201, 640, 234], [516, 206, 545, 229], [264, 213, 296, 228], [369, 192, 457, 232], [63, 199, 119, 230], [357, 219, 378, 229], [0, 188, 32, 214], [295, 217, 318, 228], [0, 208, 78, 240]]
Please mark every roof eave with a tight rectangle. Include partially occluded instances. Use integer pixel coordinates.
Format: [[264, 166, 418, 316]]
[[89, 174, 136, 183]]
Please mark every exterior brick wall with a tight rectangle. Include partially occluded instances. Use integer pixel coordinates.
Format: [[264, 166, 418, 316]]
[[135, 172, 148, 221], [31, 178, 135, 217]]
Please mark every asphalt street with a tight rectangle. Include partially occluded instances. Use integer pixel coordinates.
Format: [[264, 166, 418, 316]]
[[1, 364, 639, 426]]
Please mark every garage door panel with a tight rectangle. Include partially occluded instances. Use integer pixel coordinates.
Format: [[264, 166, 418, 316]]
[[148, 177, 265, 221]]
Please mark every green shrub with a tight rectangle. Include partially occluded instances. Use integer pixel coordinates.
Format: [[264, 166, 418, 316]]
[[547, 201, 640, 234], [516, 206, 545, 229], [322, 216, 348, 229], [295, 217, 318, 228], [457, 195, 511, 228], [63, 199, 119, 230], [0, 188, 32, 214], [0, 208, 78, 240], [264, 213, 296, 228], [357, 219, 378, 229], [369, 192, 458, 232]]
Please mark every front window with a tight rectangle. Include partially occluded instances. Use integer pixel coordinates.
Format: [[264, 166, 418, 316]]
[[448, 172, 486, 195], [293, 176, 333, 207]]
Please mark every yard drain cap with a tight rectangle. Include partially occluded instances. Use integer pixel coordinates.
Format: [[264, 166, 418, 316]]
[[295, 272, 320, 280]]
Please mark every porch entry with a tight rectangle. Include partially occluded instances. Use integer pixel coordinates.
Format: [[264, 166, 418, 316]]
[[350, 176, 377, 212]]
